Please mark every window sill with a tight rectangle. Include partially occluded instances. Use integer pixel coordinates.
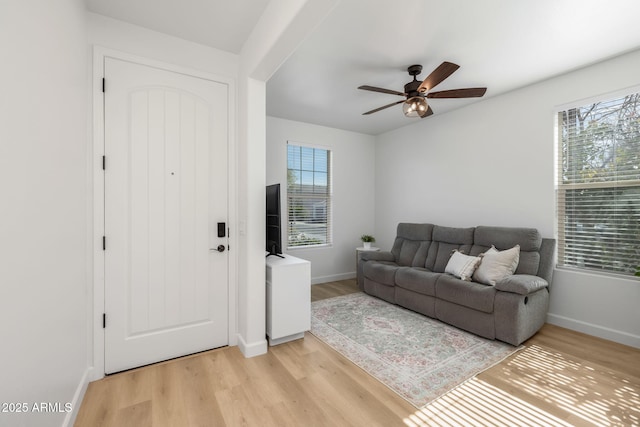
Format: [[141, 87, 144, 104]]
[[287, 243, 333, 251], [555, 265, 640, 282]]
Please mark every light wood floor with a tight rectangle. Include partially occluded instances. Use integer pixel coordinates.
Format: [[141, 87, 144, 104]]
[[75, 279, 640, 427]]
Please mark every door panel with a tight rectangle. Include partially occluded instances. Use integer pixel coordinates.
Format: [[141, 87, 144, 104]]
[[104, 58, 228, 374]]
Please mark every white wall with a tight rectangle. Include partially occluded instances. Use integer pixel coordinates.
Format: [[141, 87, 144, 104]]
[[235, 0, 339, 356], [267, 117, 376, 283], [87, 13, 239, 77], [375, 48, 640, 348], [0, 0, 88, 426]]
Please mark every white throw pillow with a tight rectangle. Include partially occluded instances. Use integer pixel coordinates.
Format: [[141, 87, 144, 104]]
[[445, 250, 482, 281], [472, 245, 520, 285]]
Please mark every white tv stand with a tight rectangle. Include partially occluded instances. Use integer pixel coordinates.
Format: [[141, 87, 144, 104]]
[[266, 254, 311, 346]]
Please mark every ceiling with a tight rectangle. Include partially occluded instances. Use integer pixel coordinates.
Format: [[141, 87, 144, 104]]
[[84, 0, 269, 54], [268, 0, 640, 135], [85, 0, 640, 135]]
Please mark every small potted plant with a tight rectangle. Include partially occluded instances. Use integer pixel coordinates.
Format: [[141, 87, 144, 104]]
[[361, 234, 375, 250]]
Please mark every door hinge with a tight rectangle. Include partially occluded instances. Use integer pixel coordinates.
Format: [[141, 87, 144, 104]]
[[102, 78, 105, 93], [102, 155, 105, 170], [103, 313, 106, 328], [102, 236, 106, 251]]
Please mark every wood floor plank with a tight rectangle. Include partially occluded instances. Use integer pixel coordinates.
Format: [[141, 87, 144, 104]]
[[311, 280, 359, 302], [151, 361, 190, 426], [301, 333, 415, 417], [299, 371, 372, 426], [214, 384, 268, 427], [74, 378, 120, 427], [116, 366, 153, 407], [268, 341, 310, 380], [177, 356, 227, 427], [76, 279, 640, 427], [114, 401, 151, 427]]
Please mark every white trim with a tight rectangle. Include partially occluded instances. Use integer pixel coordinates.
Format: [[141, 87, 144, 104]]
[[547, 313, 640, 349], [310, 272, 356, 285], [91, 46, 105, 381], [554, 83, 640, 112], [555, 265, 640, 282], [227, 64, 238, 348], [91, 46, 238, 378], [236, 333, 268, 358], [61, 367, 92, 427], [286, 139, 332, 150], [287, 243, 333, 251]]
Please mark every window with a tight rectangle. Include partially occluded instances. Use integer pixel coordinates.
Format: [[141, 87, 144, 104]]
[[556, 91, 640, 276], [286, 143, 332, 248]]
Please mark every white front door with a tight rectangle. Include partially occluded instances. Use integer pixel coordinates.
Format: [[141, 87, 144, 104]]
[[103, 57, 229, 374]]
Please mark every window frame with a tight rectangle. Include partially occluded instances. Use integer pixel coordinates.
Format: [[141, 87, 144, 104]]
[[554, 86, 640, 278], [285, 141, 333, 250]]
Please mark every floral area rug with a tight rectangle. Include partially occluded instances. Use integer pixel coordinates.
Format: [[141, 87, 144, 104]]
[[310, 292, 520, 408]]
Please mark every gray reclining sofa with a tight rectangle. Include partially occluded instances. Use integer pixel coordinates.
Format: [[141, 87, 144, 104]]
[[357, 223, 555, 346]]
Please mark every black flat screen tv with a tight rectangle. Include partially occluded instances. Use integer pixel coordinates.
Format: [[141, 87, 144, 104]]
[[266, 183, 283, 257]]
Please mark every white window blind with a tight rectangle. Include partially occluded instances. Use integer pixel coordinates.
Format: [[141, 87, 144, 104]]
[[556, 92, 640, 276], [286, 143, 332, 248]]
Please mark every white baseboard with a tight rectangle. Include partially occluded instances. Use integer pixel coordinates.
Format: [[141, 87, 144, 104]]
[[547, 313, 640, 349], [236, 333, 268, 358], [311, 271, 356, 285], [62, 367, 92, 427]]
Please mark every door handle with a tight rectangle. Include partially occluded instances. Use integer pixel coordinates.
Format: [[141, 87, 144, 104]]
[[211, 245, 226, 253]]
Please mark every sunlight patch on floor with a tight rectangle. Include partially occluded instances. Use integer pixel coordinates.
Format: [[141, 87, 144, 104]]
[[497, 344, 640, 426], [404, 344, 640, 427], [403, 376, 572, 427]]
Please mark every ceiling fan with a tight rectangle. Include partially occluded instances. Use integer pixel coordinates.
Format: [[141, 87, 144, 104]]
[[358, 62, 487, 118]]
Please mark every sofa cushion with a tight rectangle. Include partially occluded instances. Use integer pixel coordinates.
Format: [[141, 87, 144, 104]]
[[410, 241, 432, 267], [364, 278, 396, 303], [444, 251, 481, 281], [426, 226, 475, 272], [516, 252, 541, 276], [473, 226, 541, 275], [363, 261, 399, 286], [395, 267, 439, 296], [396, 223, 434, 240], [397, 239, 431, 267], [360, 250, 395, 263], [495, 274, 548, 295], [436, 274, 497, 313], [473, 245, 520, 285], [397, 239, 421, 266], [474, 226, 541, 251], [390, 223, 434, 267]]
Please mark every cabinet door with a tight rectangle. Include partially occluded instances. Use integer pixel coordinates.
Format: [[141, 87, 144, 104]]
[[267, 258, 310, 340]]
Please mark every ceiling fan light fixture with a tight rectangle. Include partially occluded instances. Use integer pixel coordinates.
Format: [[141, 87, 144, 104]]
[[403, 96, 428, 117], [358, 61, 486, 118]]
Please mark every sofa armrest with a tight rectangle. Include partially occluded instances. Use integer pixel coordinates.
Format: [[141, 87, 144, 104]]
[[495, 274, 548, 295], [360, 250, 396, 263]]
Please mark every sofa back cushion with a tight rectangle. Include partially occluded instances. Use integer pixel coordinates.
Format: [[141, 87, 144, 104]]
[[472, 226, 542, 276], [426, 226, 475, 272], [391, 223, 434, 266]]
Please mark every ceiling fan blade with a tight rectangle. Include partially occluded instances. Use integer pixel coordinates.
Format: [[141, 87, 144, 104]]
[[417, 61, 460, 93], [358, 85, 406, 96], [362, 100, 405, 115], [419, 105, 434, 118], [426, 88, 487, 98]]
